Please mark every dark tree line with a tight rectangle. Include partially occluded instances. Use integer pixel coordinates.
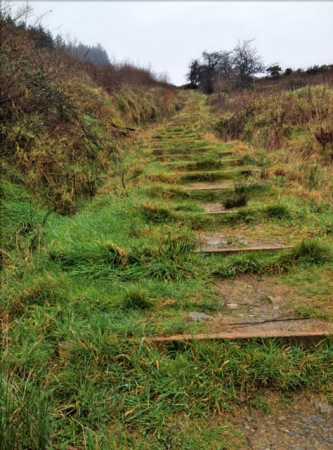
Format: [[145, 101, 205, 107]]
[[0, 4, 111, 66], [55, 37, 111, 66], [266, 63, 333, 79]]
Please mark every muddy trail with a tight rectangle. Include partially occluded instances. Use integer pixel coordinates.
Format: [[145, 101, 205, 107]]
[[142, 96, 333, 448]]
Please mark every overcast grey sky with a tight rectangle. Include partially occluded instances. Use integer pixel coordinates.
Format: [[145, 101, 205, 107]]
[[18, 1, 333, 85]]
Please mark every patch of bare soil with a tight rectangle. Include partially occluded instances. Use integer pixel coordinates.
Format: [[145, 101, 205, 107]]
[[202, 202, 234, 213], [231, 393, 333, 450], [197, 232, 287, 251], [186, 181, 234, 191], [214, 275, 298, 322]]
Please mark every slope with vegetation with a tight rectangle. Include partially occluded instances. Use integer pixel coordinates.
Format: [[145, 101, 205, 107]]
[[213, 85, 333, 203], [2, 86, 333, 447], [1, 8, 333, 450], [0, 9, 178, 214]]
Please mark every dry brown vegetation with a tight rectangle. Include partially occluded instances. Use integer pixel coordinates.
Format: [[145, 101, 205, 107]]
[[0, 14, 179, 213], [213, 84, 333, 204]]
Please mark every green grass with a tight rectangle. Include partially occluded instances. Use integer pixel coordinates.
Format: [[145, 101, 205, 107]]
[[210, 239, 332, 278], [1, 338, 332, 449], [177, 167, 255, 183], [1, 91, 333, 449], [162, 156, 242, 171]]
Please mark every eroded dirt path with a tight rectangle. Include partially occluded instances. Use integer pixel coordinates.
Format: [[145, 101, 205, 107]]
[[232, 394, 333, 450]]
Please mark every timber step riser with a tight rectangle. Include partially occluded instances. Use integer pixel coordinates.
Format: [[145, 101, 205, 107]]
[[144, 319, 333, 344], [196, 245, 293, 255]]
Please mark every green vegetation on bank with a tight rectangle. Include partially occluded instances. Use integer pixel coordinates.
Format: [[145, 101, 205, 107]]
[[1, 10, 333, 450], [1, 92, 333, 449]]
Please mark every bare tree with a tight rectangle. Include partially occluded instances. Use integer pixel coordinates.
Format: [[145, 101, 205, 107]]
[[232, 40, 264, 87], [186, 42, 264, 93]]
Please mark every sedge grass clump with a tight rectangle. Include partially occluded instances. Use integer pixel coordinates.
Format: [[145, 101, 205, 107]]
[[139, 231, 198, 281], [0, 376, 51, 450], [159, 231, 196, 257], [7, 274, 65, 317], [264, 204, 292, 220], [210, 240, 332, 279], [222, 191, 248, 209], [104, 241, 131, 266], [180, 169, 238, 183], [121, 286, 153, 310], [49, 241, 130, 269], [145, 184, 189, 200], [281, 240, 332, 266], [0, 180, 49, 252], [224, 183, 264, 209], [211, 253, 270, 278], [140, 203, 176, 223]]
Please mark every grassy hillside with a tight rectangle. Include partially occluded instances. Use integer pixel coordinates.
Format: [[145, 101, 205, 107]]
[[213, 85, 333, 204], [1, 11, 333, 450], [1, 88, 333, 448], [0, 16, 179, 214]]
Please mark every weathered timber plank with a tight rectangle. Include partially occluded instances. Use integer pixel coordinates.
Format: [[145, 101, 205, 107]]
[[196, 245, 293, 255], [144, 319, 333, 343]]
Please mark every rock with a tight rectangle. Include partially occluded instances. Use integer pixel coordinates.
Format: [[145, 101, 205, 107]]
[[227, 303, 239, 309], [260, 295, 274, 304], [188, 312, 212, 322], [316, 401, 333, 415], [309, 415, 325, 424]]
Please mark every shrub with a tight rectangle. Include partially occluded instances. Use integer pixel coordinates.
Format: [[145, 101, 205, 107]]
[[0, 19, 178, 214], [140, 203, 176, 223], [264, 204, 291, 220], [222, 187, 248, 209]]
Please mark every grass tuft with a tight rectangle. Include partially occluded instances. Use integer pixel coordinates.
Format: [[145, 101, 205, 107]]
[[223, 192, 248, 209], [264, 204, 291, 220], [283, 240, 332, 265], [121, 286, 153, 310], [0, 376, 51, 450], [140, 202, 176, 223], [211, 240, 332, 278]]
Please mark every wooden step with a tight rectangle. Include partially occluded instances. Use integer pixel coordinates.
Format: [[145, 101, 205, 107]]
[[198, 209, 239, 215], [201, 204, 246, 214], [174, 167, 255, 178], [160, 158, 241, 168], [153, 151, 235, 159], [186, 182, 235, 192], [197, 244, 293, 255], [144, 319, 333, 344]]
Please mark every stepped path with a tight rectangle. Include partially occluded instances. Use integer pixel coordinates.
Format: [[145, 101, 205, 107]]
[[142, 96, 333, 343], [132, 95, 333, 448]]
